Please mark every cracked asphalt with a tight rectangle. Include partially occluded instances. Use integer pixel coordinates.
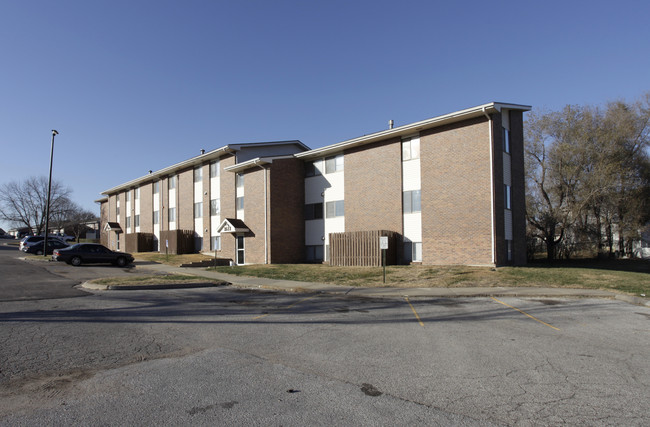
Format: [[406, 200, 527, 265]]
[[1, 245, 649, 425]]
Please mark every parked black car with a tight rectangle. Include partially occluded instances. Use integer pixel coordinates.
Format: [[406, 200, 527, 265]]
[[52, 243, 134, 267], [22, 239, 69, 255]]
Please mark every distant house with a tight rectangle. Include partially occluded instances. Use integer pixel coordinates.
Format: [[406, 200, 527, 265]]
[[99, 102, 531, 266]]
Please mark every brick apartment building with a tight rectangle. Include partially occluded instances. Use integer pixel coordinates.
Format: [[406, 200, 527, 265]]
[[98, 102, 530, 266]]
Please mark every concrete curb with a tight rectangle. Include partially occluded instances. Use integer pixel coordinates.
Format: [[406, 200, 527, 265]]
[[81, 281, 229, 291], [80, 260, 650, 307]]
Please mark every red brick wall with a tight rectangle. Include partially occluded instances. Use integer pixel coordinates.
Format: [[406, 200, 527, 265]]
[[344, 138, 403, 236], [269, 158, 305, 263], [177, 168, 194, 231], [140, 182, 153, 233], [245, 167, 266, 263], [420, 116, 494, 265]]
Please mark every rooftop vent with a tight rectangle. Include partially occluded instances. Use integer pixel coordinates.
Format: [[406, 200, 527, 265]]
[[389, 120, 394, 129], [200, 149, 205, 155]]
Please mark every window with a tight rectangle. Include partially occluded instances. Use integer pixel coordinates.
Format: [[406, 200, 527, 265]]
[[135, 215, 140, 228], [236, 236, 245, 264], [210, 198, 220, 216], [305, 203, 323, 220], [153, 210, 159, 225], [504, 185, 511, 210], [325, 200, 344, 218], [236, 173, 244, 188], [126, 216, 131, 229], [134, 187, 140, 200], [305, 161, 321, 177], [503, 128, 510, 153], [194, 167, 202, 182], [305, 245, 324, 262], [210, 160, 220, 178], [125, 191, 131, 202], [402, 137, 420, 161], [194, 202, 203, 218], [153, 181, 160, 194], [325, 154, 344, 173], [236, 196, 244, 210], [403, 190, 421, 213], [168, 207, 176, 222], [412, 242, 422, 262], [168, 175, 177, 190], [211, 236, 221, 251], [116, 204, 120, 216]]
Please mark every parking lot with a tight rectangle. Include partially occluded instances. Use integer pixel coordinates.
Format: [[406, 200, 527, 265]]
[[1, 245, 649, 425]]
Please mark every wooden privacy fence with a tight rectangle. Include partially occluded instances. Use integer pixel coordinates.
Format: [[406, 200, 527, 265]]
[[160, 229, 195, 254], [329, 230, 399, 266], [125, 232, 154, 253]]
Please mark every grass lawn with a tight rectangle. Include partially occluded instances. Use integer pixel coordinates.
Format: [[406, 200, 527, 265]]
[[88, 274, 223, 287], [207, 260, 650, 297]]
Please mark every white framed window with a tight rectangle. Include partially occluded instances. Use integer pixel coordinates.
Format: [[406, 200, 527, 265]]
[[402, 137, 420, 161], [305, 203, 323, 220], [168, 175, 177, 190], [153, 210, 159, 225], [125, 191, 131, 202], [194, 166, 202, 182], [325, 200, 344, 218], [236, 173, 244, 188], [134, 187, 140, 200], [135, 215, 140, 228], [211, 236, 221, 251], [210, 160, 220, 178], [305, 160, 322, 177], [412, 242, 422, 262], [403, 190, 421, 213], [210, 199, 220, 216], [325, 154, 343, 173], [503, 128, 511, 153], [194, 202, 203, 218], [153, 181, 160, 194], [236, 196, 244, 210], [126, 216, 131, 229], [116, 203, 120, 216], [168, 207, 176, 222]]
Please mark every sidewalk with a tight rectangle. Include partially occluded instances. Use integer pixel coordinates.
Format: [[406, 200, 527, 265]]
[[116, 261, 650, 307]]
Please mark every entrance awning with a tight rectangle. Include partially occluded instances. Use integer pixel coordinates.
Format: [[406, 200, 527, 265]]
[[104, 222, 123, 233], [217, 218, 250, 233]]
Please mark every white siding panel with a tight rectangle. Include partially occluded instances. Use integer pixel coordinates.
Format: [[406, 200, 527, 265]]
[[503, 153, 512, 186], [504, 209, 513, 240], [402, 159, 421, 192], [403, 213, 422, 242]]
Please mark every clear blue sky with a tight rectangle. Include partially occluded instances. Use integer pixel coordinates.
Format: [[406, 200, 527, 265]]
[[1, 0, 649, 230]]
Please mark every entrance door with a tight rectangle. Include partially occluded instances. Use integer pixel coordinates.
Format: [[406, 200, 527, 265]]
[[236, 235, 245, 265]]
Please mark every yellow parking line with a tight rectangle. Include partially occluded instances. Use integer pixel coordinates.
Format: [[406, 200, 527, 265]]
[[253, 294, 319, 320], [491, 297, 560, 331], [404, 297, 425, 327]]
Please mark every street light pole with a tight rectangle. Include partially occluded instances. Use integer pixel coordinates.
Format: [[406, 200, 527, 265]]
[[43, 130, 58, 257]]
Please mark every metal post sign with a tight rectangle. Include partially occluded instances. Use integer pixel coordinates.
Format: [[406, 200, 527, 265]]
[[380, 236, 388, 250], [380, 236, 388, 283]]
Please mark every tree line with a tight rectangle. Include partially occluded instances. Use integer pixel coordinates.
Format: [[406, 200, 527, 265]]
[[525, 93, 650, 260], [0, 176, 98, 241]]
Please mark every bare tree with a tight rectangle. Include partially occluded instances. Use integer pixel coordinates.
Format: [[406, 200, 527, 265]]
[[0, 176, 73, 235], [64, 204, 98, 242], [525, 93, 650, 260]]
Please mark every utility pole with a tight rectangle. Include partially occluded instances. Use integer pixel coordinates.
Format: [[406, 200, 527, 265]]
[[43, 130, 58, 257]]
